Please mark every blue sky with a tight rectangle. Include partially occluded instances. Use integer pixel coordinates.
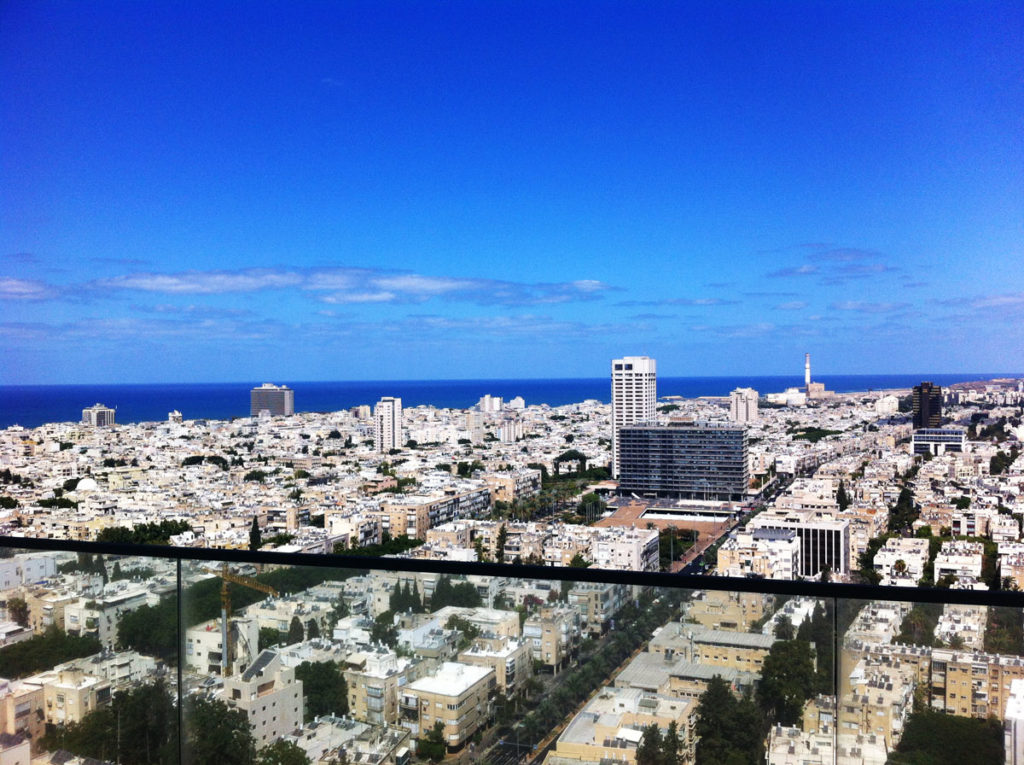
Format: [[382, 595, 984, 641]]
[[2, 1, 1022, 384]]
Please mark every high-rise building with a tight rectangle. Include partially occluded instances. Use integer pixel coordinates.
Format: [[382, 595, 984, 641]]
[[729, 387, 759, 423], [611, 356, 657, 478], [617, 421, 749, 501], [81, 403, 115, 426], [374, 396, 403, 452], [912, 382, 942, 429], [250, 383, 294, 417]]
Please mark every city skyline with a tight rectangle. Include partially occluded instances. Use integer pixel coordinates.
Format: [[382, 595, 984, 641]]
[[2, 2, 1022, 385]]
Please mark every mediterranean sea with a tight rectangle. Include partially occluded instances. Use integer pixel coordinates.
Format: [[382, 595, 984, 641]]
[[0, 374, 1018, 430]]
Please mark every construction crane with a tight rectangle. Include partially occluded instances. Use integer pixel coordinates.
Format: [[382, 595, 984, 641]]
[[204, 562, 279, 677]]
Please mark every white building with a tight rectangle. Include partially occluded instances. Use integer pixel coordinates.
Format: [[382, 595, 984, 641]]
[[872, 538, 930, 587], [590, 527, 660, 572], [717, 528, 801, 580], [81, 403, 116, 427], [374, 397, 403, 453], [934, 541, 984, 584], [1005, 678, 1024, 765], [611, 356, 657, 478], [223, 649, 304, 747], [477, 395, 503, 413], [729, 387, 759, 424]]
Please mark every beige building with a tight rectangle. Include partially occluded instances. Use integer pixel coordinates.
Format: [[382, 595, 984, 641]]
[[399, 662, 495, 750], [524, 605, 582, 674], [458, 635, 532, 694], [687, 590, 774, 632], [223, 649, 303, 747], [614, 651, 757, 701], [0, 680, 45, 748], [344, 648, 419, 726], [566, 582, 628, 636], [931, 648, 1024, 719], [544, 686, 695, 765], [36, 668, 111, 726], [838, 657, 915, 749], [649, 622, 775, 674]]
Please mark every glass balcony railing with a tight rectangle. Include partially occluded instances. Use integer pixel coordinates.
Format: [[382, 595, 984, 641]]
[[0, 535, 1021, 765]]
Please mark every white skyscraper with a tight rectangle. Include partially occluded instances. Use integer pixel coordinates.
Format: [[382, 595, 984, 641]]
[[729, 387, 759, 423], [374, 397, 403, 452], [611, 356, 657, 478]]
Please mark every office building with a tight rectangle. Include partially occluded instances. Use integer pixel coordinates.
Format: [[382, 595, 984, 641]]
[[617, 421, 748, 501], [249, 383, 294, 417], [81, 403, 115, 426], [912, 381, 942, 429], [912, 427, 966, 456], [374, 396, 403, 452], [611, 356, 657, 478], [747, 509, 850, 578], [730, 387, 759, 423]]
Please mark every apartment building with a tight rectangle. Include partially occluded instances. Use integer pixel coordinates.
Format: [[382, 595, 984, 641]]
[[399, 662, 495, 750], [223, 649, 304, 747]]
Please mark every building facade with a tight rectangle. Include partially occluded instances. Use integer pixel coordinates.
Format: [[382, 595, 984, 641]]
[[617, 421, 748, 501], [81, 403, 115, 426], [374, 396, 403, 453], [611, 356, 657, 478], [250, 384, 295, 417], [912, 382, 942, 429], [729, 387, 759, 424]]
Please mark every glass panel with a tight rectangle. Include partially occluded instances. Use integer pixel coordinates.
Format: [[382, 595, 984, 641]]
[[178, 557, 839, 765], [0, 544, 179, 763], [839, 596, 1019, 764]]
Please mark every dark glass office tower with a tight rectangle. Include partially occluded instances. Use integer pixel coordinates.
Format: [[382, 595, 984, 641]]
[[912, 381, 942, 429]]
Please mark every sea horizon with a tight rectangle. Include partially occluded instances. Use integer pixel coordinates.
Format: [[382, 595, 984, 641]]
[[1, 372, 1020, 431]]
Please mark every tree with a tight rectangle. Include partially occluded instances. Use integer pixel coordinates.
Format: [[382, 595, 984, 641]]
[[0, 625, 102, 678], [663, 721, 681, 765], [773, 614, 795, 640], [249, 516, 262, 551], [890, 708, 1002, 764], [259, 627, 281, 651], [757, 640, 815, 725], [695, 676, 764, 764], [295, 661, 348, 721], [307, 619, 320, 639], [569, 553, 590, 568], [287, 615, 304, 644], [184, 696, 256, 765], [836, 479, 850, 511], [636, 724, 663, 765], [256, 741, 311, 765], [40, 679, 178, 765], [496, 523, 507, 564], [7, 596, 28, 628], [418, 721, 447, 762], [370, 611, 398, 648]]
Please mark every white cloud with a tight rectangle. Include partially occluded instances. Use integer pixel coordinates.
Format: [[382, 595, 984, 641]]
[[831, 300, 909, 313], [0, 277, 55, 300], [775, 301, 808, 310], [96, 268, 303, 294]]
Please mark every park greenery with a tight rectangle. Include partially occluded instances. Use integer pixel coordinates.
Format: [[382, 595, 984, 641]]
[[889, 708, 1003, 764], [96, 520, 191, 545], [294, 660, 348, 721], [333, 532, 423, 557], [0, 626, 102, 678], [40, 679, 178, 765]]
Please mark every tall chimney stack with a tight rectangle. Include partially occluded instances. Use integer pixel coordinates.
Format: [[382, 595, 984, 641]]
[[804, 353, 811, 389]]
